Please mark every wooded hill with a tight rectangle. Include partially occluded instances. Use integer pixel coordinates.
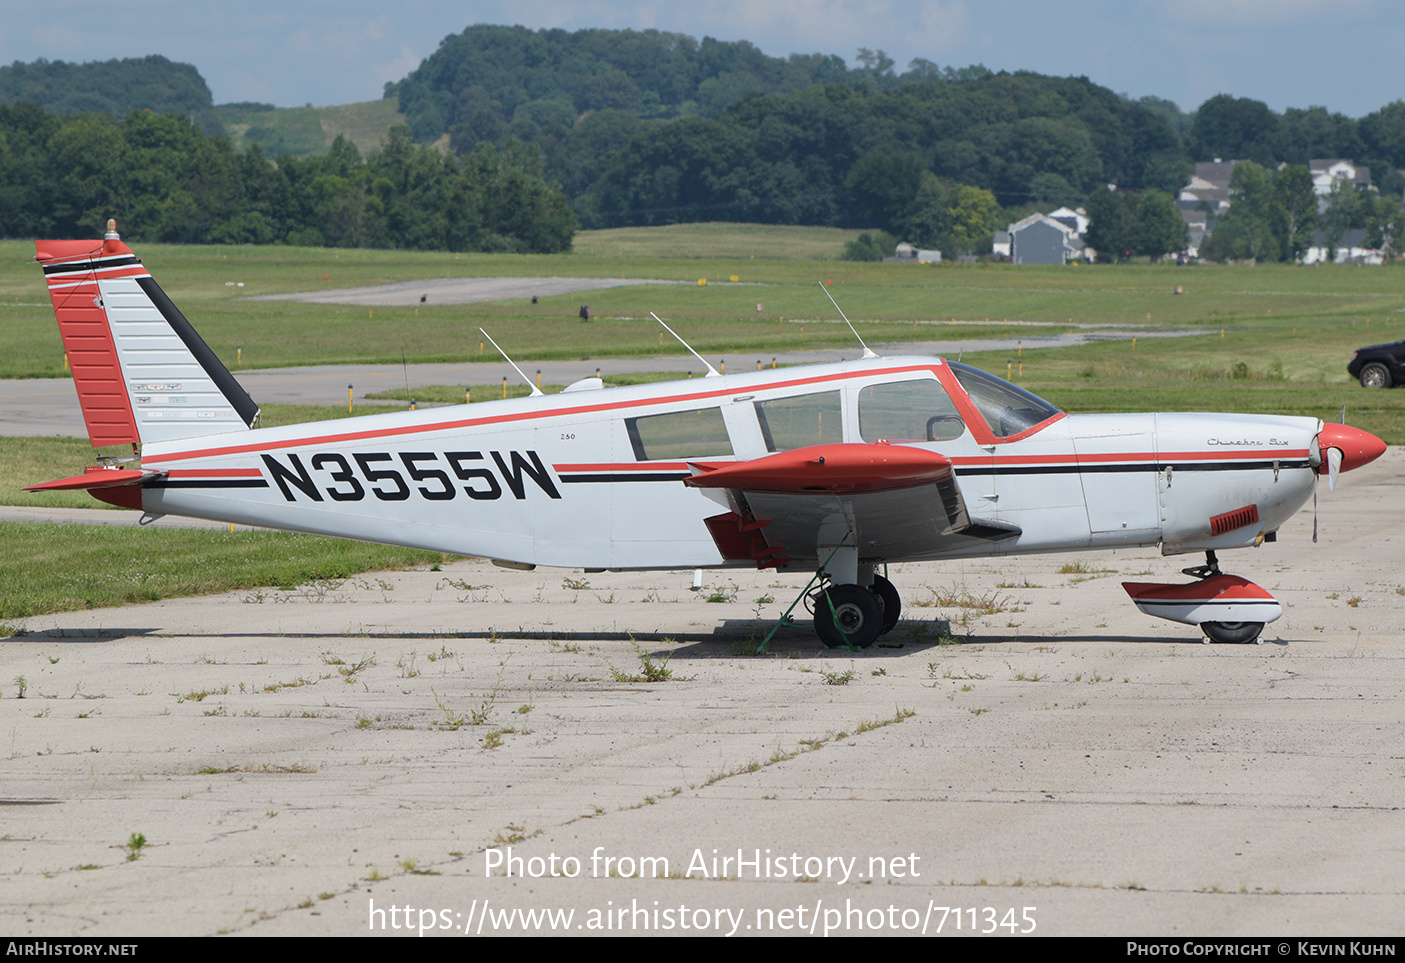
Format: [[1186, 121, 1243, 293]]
[[0, 55, 221, 133]]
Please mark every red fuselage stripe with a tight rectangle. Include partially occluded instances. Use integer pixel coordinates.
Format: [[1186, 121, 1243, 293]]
[[142, 364, 944, 465], [166, 468, 264, 478]]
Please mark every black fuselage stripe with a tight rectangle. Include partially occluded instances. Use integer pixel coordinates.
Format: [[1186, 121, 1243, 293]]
[[559, 463, 1306, 483], [957, 461, 1310, 476], [1134, 599, 1273, 608], [560, 473, 691, 483]]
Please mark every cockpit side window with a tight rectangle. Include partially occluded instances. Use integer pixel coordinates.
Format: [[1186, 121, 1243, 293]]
[[858, 379, 966, 442], [626, 407, 734, 461], [753, 391, 842, 451], [948, 362, 1062, 438]]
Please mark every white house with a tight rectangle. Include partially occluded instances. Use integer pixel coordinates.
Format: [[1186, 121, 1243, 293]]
[[1301, 228, 1382, 265]]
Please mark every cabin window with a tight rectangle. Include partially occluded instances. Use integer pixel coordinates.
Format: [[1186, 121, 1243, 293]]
[[753, 391, 842, 451], [858, 379, 966, 442], [949, 362, 1061, 438], [626, 407, 734, 461]]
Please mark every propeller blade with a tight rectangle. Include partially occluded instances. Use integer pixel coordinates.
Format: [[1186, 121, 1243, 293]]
[[1328, 447, 1342, 493]]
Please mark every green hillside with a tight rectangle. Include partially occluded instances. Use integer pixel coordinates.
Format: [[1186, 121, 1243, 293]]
[[216, 98, 408, 157]]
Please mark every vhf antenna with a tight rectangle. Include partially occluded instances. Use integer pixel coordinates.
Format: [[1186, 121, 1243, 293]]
[[817, 281, 877, 359], [652, 313, 720, 377], [478, 327, 543, 397]]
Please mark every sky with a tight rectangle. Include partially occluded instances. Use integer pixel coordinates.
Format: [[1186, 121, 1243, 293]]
[[3, 0, 1402, 118]]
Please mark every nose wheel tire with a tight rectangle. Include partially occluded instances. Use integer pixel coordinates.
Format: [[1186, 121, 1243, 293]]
[[1200, 621, 1265, 645], [870, 575, 901, 634], [813, 585, 883, 649]]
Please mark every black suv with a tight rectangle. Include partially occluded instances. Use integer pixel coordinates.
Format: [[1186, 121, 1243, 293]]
[[1348, 340, 1405, 388]]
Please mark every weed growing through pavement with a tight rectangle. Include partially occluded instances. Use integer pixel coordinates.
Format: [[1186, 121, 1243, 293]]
[[704, 582, 738, 603], [911, 585, 1020, 616], [324, 652, 376, 681], [1057, 561, 1117, 580], [701, 707, 914, 787], [124, 833, 146, 862], [431, 659, 508, 730], [492, 823, 540, 847], [607, 643, 680, 683]]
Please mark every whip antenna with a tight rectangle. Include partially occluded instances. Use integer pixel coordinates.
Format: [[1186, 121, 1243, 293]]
[[479, 328, 543, 397], [817, 282, 877, 359], [652, 313, 720, 377]]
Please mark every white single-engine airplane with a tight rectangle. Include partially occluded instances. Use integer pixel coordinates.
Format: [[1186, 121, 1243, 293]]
[[29, 224, 1387, 648]]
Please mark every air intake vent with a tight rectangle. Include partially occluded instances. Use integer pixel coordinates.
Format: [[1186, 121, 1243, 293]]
[[1210, 504, 1259, 536]]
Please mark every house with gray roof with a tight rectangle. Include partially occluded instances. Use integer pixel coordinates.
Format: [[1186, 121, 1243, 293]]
[[1007, 212, 1088, 264]]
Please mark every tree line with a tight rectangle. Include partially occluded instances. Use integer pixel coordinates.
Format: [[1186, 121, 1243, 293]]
[[6, 38, 1405, 260], [0, 104, 575, 252]]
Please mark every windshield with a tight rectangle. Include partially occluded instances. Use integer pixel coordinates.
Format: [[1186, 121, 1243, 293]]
[[948, 362, 1062, 438]]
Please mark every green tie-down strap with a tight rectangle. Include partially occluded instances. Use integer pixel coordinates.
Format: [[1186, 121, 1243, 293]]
[[757, 537, 853, 654]]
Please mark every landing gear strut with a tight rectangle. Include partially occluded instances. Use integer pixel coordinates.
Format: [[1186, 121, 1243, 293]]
[[1184, 551, 1264, 645]]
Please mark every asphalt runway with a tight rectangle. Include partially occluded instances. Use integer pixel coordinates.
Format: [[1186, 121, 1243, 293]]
[[1, 451, 1401, 937]]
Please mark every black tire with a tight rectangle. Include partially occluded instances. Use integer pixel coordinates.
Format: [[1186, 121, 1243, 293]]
[[1359, 363, 1391, 389], [1199, 621, 1265, 644], [813, 584, 884, 649], [870, 575, 901, 634]]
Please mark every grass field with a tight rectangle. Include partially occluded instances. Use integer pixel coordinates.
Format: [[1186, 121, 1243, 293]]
[[0, 523, 444, 622], [5, 235, 1403, 383], [573, 222, 857, 259]]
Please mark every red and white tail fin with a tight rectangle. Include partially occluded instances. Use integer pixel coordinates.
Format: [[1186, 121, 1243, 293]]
[[35, 221, 259, 449]]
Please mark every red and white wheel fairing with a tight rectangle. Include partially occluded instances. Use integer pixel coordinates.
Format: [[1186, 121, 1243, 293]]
[[1121, 574, 1283, 627]]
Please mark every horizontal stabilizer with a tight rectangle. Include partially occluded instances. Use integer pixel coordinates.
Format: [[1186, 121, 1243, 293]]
[[25, 465, 163, 511], [24, 467, 161, 491]]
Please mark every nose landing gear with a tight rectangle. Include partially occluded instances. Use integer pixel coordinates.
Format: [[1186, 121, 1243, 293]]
[[1122, 552, 1281, 644]]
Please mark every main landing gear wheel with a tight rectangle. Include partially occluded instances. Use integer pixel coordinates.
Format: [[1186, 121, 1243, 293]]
[[813, 585, 883, 649], [1359, 363, 1391, 389], [1200, 621, 1265, 645], [870, 575, 901, 634]]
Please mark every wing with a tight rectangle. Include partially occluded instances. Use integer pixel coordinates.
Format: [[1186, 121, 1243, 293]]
[[684, 443, 1019, 567]]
